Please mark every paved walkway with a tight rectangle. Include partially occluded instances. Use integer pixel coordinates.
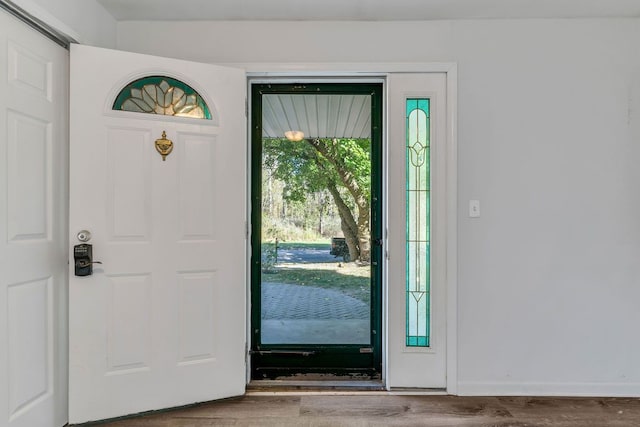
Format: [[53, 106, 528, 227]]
[[260, 282, 370, 344], [261, 282, 369, 320]]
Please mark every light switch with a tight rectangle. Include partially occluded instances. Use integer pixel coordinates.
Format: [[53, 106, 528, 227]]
[[469, 200, 480, 218]]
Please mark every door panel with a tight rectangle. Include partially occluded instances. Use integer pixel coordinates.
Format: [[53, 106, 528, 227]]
[[0, 9, 68, 427], [69, 45, 246, 423], [105, 126, 152, 240]]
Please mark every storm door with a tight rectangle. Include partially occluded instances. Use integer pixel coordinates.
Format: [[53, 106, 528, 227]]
[[250, 83, 383, 380]]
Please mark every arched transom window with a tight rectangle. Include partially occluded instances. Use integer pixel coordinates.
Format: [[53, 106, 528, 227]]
[[113, 76, 211, 119]]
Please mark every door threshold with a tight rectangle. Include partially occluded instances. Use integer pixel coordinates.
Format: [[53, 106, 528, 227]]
[[247, 379, 385, 393], [247, 381, 448, 396]]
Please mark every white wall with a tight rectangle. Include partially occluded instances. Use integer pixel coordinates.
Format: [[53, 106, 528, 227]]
[[11, 0, 116, 47], [117, 19, 640, 396]]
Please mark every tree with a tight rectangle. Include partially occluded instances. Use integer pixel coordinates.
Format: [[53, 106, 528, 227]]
[[262, 137, 371, 262]]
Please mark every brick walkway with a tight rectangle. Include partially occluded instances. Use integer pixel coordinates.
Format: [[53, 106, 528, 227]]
[[261, 282, 369, 320]]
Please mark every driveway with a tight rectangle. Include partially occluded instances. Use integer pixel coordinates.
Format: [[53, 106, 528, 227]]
[[274, 246, 338, 264]]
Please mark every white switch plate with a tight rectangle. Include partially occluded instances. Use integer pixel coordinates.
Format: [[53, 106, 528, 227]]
[[469, 200, 480, 217]]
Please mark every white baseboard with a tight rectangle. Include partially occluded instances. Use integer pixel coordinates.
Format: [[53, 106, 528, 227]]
[[457, 381, 640, 397]]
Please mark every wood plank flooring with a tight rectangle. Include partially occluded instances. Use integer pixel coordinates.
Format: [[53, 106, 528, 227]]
[[86, 395, 640, 426]]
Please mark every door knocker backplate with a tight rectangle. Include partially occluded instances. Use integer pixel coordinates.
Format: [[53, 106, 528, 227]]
[[155, 131, 173, 161]]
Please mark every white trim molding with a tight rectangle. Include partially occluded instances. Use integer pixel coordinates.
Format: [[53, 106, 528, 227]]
[[444, 63, 458, 395], [458, 382, 640, 397], [241, 62, 458, 75]]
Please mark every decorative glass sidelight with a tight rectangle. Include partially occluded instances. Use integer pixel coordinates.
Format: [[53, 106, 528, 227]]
[[113, 76, 211, 119], [406, 98, 430, 347]]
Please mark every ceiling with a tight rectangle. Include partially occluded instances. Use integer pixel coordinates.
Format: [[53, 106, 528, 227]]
[[262, 94, 371, 139], [98, 0, 640, 21]]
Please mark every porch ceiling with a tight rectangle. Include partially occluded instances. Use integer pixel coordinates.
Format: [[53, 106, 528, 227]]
[[262, 94, 371, 140], [98, 0, 640, 21]]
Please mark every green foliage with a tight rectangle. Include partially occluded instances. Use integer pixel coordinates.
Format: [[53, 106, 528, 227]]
[[261, 241, 279, 273], [262, 214, 336, 242], [263, 138, 371, 205], [262, 137, 371, 261]]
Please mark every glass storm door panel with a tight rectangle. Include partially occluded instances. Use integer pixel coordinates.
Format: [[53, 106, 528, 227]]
[[251, 83, 383, 379], [260, 94, 372, 346]]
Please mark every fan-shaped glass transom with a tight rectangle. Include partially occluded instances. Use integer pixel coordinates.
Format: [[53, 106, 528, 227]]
[[113, 76, 211, 119]]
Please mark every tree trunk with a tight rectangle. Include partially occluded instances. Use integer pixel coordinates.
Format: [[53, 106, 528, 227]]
[[357, 209, 371, 262], [342, 218, 359, 262], [327, 181, 359, 262], [308, 138, 370, 262]]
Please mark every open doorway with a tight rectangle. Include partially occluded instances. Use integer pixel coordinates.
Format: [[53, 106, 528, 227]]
[[250, 82, 383, 380]]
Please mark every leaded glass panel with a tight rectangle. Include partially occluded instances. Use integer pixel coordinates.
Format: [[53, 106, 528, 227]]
[[406, 98, 430, 347], [113, 76, 211, 119]]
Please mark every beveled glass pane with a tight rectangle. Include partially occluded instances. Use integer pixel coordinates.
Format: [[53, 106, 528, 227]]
[[407, 242, 429, 292], [407, 149, 429, 191], [158, 79, 170, 93], [113, 76, 212, 120], [172, 87, 186, 108], [407, 190, 430, 242], [122, 99, 146, 113], [408, 108, 428, 151], [142, 85, 156, 106]]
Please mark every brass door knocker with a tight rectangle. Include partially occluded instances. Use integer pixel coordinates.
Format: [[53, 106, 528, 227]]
[[155, 131, 173, 161]]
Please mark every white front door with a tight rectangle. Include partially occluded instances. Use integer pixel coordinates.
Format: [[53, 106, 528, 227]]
[[0, 9, 68, 427], [69, 45, 246, 423]]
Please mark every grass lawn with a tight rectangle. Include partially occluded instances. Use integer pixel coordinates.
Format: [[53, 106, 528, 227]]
[[261, 240, 371, 303], [263, 262, 370, 304]]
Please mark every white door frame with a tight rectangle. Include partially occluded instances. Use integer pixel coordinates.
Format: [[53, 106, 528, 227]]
[[244, 63, 458, 394]]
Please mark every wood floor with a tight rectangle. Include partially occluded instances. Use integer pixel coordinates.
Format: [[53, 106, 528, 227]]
[[88, 394, 640, 426]]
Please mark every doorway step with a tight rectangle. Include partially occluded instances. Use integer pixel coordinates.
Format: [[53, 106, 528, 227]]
[[248, 378, 385, 393]]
